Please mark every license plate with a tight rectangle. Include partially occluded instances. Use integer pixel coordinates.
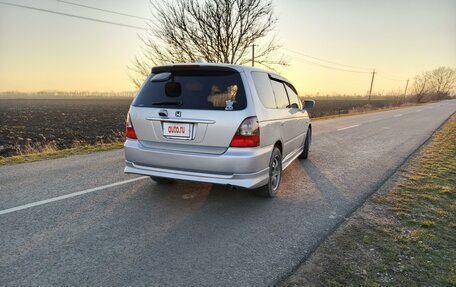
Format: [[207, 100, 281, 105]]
[[163, 122, 192, 138]]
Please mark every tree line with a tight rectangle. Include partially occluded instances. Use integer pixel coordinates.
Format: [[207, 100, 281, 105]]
[[411, 67, 456, 103]]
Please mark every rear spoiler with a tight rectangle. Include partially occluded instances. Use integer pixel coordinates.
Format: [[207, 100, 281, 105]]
[[152, 65, 239, 74]]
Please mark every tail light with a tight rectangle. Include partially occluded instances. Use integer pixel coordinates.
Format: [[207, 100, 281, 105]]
[[126, 112, 137, 139], [229, 116, 260, 147]]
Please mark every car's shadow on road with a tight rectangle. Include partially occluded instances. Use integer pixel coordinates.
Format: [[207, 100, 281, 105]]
[[140, 154, 348, 208], [93, 158, 349, 284], [297, 159, 348, 205]]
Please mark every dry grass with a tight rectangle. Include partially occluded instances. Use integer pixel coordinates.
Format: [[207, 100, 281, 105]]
[[1, 129, 125, 165], [0, 142, 123, 165], [283, 114, 456, 287], [312, 102, 417, 121], [14, 141, 59, 155]]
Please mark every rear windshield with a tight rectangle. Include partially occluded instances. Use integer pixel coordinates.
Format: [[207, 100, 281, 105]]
[[132, 70, 247, 110]]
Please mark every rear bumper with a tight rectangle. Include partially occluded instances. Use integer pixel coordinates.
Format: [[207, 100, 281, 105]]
[[123, 139, 272, 189]]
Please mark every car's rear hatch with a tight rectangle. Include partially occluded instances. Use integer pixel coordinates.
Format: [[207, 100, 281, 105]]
[[129, 65, 252, 155]]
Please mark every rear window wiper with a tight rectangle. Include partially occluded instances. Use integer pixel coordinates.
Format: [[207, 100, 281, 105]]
[[150, 101, 183, 106]]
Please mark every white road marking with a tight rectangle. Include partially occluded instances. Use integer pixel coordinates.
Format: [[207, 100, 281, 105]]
[[0, 176, 148, 216], [393, 114, 403, 118], [337, 124, 360, 131]]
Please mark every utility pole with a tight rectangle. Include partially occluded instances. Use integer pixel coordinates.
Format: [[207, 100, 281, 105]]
[[368, 69, 376, 101], [404, 79, 409, 100], [251, 44, 256, 67]]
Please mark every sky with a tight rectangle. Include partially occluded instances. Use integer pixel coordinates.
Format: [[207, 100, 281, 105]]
[[0, 0, 455, 95]]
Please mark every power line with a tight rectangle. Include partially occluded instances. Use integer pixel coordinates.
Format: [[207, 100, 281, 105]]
[[288, 54, 372, 74], [284, 47, 413, 85], [284, 47, 372, 71], [285, 50, 409, 96], [0, 1, 147, 30], [56, 0, 149, 20]]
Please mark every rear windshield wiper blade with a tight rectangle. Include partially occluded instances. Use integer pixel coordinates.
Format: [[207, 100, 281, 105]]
[[150, 101, 183, 106]]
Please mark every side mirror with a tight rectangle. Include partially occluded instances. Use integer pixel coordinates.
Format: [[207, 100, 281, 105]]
[[303, 100, 315, 109], [288, 103, 299, 109]]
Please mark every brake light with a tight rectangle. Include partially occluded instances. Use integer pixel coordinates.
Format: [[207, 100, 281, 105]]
[[126, 112, 137, 139], [172, 65, 200, 69], [229, 116, 260, 147]]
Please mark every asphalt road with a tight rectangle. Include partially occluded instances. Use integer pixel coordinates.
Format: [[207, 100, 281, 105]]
[[1, 100, 455, 286]]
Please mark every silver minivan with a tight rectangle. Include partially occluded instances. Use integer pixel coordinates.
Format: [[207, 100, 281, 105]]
[[124, 63, 314, 197]]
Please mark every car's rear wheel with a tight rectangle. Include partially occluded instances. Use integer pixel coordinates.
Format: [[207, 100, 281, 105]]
[[255, 147, 282, 198], [299, 127, 311, 159], [150, 176, 175, 184]]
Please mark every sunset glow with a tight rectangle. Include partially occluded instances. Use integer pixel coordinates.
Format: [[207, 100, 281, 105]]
[[0, 0, 455, 95]]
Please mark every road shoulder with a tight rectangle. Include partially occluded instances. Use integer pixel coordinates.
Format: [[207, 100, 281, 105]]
[[0, 142, 123, 165], [281, 114, 456, 287]]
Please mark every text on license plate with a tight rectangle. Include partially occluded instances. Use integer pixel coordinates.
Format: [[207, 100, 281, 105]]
[[163, 122, 192, 138]]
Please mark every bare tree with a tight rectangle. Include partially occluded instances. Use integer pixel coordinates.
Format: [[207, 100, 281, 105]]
[[130, 0, 286, 87], [411, 67, 456, 103], [411, 72, 431, 103], [428, 66, 456, 100]]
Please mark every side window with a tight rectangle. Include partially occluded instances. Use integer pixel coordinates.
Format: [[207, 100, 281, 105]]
[[285, 84, 302, 109], [270, 80, 290, 109], [251, 72, 277, 108]]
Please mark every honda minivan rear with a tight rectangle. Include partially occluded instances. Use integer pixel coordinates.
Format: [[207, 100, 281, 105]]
[[124, 63, 313, 197]]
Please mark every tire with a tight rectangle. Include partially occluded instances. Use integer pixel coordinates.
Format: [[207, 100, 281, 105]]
[[150, 176, 175, 184], [298, 127, 311, 160], [255, 147, 282, 198]]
